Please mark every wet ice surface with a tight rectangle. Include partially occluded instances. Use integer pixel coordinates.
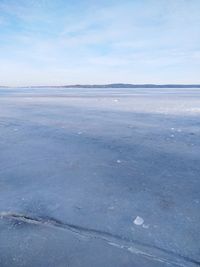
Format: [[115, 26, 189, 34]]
[[0, 87, 200, 267]]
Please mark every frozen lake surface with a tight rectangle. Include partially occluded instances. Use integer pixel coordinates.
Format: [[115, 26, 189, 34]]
[[0, 87, 200, 267]]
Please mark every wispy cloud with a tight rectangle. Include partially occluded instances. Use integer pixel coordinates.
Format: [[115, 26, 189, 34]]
[[0, 0, 200, 85]]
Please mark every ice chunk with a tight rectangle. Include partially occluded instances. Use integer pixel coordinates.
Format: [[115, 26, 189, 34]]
[[133, 216, 144, 226]]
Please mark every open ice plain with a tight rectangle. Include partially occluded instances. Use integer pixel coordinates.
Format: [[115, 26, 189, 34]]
[[0, 87, 200, 267]]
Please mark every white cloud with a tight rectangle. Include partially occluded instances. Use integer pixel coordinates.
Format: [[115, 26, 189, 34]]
[[0, 0, 200, 85]]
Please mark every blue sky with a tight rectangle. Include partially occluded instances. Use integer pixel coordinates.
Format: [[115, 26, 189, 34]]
[[0, 0, 200, 86]]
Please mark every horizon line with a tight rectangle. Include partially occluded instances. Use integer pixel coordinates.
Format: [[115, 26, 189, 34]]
[[1, 83, 200, 88]]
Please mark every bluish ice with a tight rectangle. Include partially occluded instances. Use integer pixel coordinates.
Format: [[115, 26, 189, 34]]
[[0, 87, 200, 267]]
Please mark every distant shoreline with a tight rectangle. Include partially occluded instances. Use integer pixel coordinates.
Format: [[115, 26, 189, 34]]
[[1, 84, 200, 88]]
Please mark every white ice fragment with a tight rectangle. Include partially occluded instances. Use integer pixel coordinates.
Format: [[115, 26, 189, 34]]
[[142, 224, 149, 229], [133, 216, 144, 226], [171, 128, 175, 131], [170, 134, 175, 138], [117, 160, 121, 163], [78, 131, 82, 135], [113, 99, 119, 102]]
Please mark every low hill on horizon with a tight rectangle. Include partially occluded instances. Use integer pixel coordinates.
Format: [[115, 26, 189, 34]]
[[1, 84, 200, 88]]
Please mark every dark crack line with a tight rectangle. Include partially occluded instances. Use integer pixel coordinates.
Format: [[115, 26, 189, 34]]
[[1, 212, 199, 267]]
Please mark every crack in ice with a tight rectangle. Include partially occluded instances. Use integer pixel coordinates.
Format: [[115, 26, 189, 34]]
[[1, 212, 199, 267]]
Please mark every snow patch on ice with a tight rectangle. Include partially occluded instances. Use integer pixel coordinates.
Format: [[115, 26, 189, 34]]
[[186, 107, 200, 113]]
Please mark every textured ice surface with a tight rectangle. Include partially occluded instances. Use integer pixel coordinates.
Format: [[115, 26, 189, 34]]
[[0, 87, 200, 267]]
